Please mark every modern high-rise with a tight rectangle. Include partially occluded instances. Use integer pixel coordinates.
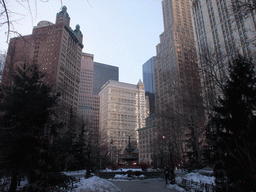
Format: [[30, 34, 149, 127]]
[[99, 80, 146, 162], [93, 62, 119, 95], [2, 6, 83, 125], [191, 0, 256, 115], [154, 0, 203, 162], [78, 53, 99, 145], [143, 57, 155, 94]]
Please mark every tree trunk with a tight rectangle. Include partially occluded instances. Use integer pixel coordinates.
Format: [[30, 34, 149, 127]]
[[8, 171, 18, 192]]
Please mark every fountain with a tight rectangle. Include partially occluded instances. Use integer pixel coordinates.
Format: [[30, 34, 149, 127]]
[[122, 136, 138, 165]]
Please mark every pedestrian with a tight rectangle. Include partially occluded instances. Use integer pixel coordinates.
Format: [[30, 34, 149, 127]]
[[164, 167, 169, 184], [169, 168, 175, 184]]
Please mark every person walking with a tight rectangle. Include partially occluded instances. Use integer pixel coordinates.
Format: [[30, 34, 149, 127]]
[[169, 167, 175, 184], [164, 167, 169, 184]]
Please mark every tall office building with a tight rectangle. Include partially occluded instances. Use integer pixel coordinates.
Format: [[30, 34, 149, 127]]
[[191, 0, 256, 115], [99, 80, 146, 162], [2, 6, 83, 125], [78, 55, 119, 147], [154, 0, 203, 161], [93, 62, 119, 95], [78, 53, 99, 145], [143, 57, 155, 94]]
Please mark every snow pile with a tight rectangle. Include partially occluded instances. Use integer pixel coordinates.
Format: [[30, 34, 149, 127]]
[[167, 184, 186, 192], [198, 167, 214, 176], [114, 174, 128, 179], [182, 172, 215, 185], [175, 169, 188, 174], [113, 174, 145, 179], [101, 168, 143, 172], [75, 176, 121, 192], [146, 168, 158, 172], [173, 169, 216, 192], [63, 169, 86, 176], [1, 177, 28, 191]]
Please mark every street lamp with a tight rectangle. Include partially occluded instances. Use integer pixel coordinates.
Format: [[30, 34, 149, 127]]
[[86, 143, 92, 178], [168, 142, 174, 168], [158, 150, 166, 168], [168, 142, 175, 184]]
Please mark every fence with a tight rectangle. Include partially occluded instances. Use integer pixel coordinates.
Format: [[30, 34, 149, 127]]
[[180, 178, 220, 192]]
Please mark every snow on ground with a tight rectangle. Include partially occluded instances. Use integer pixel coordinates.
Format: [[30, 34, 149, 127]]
[[1, 168, 215, 191], [113, 174, 129, 179], [167, 184, 186, 192], [1, 177, 28, 191], [100, 168, 143, 172], [198, 167, 214, 176], [170, 169, 215, 192], [62, 169, 87, 176], [181, 172, 215, 185], [75, 176, 120, 192], [113, 174, 146, 179]]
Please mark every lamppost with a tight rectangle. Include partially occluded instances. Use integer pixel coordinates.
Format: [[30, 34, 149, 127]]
[[158, 150, 166, 168], [168, 142, 175, 184], [168, 142, 174, 168], [110, 138, 114, 163], [86, 143, 92, 178]]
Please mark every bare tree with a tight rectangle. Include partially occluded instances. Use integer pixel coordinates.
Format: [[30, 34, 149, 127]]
[[153, 57, 206, 167], [231, 0, 256, 19], [0, 0, 64, 43]]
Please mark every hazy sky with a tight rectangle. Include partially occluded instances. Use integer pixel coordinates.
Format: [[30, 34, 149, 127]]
[[0, 0, 163, 85]]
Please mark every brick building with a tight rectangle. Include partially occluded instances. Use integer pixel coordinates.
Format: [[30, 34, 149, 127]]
[[2, 6, 83, 126]]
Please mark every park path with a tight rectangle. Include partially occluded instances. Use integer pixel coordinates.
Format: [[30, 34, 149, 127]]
[[110, 178, 180, 192]]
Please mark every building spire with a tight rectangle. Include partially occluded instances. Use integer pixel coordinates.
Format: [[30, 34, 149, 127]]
[[56, 5, 70, 26]]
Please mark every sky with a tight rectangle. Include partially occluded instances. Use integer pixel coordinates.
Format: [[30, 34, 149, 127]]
[[0, 0, 164, 85]]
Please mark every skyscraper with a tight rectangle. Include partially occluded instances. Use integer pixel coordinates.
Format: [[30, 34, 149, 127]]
[[78, 53, 100, 145], [154, 0, 203, 162], [93, 62, 119, 95], [143, 57, 155, 94], [191, 0, 256, 116], [2, 6, 83, 125], [99, 80, 146, 162]]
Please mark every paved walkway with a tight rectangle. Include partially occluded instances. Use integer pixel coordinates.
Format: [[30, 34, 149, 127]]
[[110, 178, 181, 192]]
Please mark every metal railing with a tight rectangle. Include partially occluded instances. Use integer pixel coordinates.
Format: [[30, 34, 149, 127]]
[[180, 178, 220, 192]]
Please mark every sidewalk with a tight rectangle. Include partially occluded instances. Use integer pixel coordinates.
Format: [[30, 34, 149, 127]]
[[110, 178, 182, 192]]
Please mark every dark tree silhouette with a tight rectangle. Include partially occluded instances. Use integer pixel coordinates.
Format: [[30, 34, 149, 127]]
[[0, 64, 68, 192], [212, 55, 256, 191]]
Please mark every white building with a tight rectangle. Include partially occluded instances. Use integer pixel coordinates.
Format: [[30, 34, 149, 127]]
[[137, 113, 157, 164], [99, 80, 147, 162]]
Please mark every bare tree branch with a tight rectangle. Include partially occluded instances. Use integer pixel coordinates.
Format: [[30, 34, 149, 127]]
[[1, 0, 10, 43]]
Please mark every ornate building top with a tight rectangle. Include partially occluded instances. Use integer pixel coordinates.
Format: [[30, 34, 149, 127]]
[[56, 5, 70, 26]]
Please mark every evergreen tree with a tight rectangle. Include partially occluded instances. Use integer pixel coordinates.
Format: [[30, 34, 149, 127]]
[[0, 64, 68, 192], [212, 55, 256, 191]]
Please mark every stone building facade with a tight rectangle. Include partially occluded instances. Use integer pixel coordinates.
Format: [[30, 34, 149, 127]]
[[99, 80, 147, 162], [138, 114, 157, 164]]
